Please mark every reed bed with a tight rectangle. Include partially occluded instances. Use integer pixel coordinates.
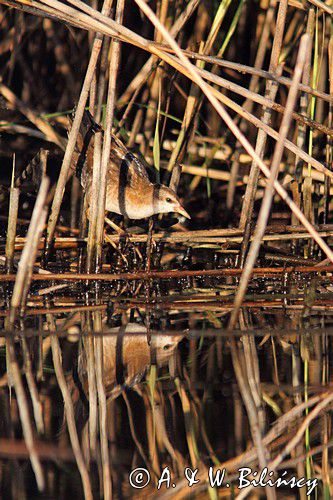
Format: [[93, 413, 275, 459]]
[[0, 0, 333, 498]]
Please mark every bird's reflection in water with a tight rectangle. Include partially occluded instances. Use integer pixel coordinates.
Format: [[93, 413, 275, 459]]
[[77, 323, 184, 402]]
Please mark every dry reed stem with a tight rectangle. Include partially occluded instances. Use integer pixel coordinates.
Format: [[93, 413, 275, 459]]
[[239, 0, 288, 229], [0, 438, 77, 461], [86, 129, 102, 272], [306, 0, 333, 15], [0, 82, 65, 148], [22, 0, 329, 256], [5, 159, 19, 273], [236, 0, 277, 115], [295, 9, 314, 179], [8, 224, 333, 246], [85, 335, 98, 458], [9, 176, 49, 324], [191, 64, 332, 137], [95, 36, 111, 121], [229, 34, 310, 331], [220, 394, 323, 471], [237, 389, 333, 499], [50, 329, 93, 500], [169, 164, 182, 192], [5, 338, 45, 490], [45, 0, 113, 260], [181, 163, 333, 191], [3, 0, 331, 182], [117, 0, 200, 105], [93, 311, 112, 500], [21, 337, 45, 435], [240, 317, 265, 433], [228, 313, 275, 498], [238, 68, 281, 235], [3, 261, 333, 284], [232, 340, 275, 499], [160, 392, 326, 498], [128, 0, 333, 264], [180, 51, 332, 103], [159, 55, 333, 178], [122, 391, 151, 470], [95, 0, 124, 270]]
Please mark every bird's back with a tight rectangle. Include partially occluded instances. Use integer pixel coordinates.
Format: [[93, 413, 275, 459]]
[[74, 112, 155, 218]]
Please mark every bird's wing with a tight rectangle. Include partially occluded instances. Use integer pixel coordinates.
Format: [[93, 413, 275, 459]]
[[110, 135, 150, 189]]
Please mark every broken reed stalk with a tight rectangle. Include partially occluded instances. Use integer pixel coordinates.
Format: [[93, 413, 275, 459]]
[[229, 34, 310, 331], [49, 318, 93, 500], [169, 163, 182, 192], [9, 176, 49, 325], [45, 0, 113, 261], [5, 338, 45, 491], [5, 157, 19, 274]]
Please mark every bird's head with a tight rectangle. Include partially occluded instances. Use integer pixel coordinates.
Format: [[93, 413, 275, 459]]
[[154, 185, 190, 219]]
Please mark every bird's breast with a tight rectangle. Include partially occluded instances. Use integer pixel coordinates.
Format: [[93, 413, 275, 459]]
[[105, 176, 155, 219]]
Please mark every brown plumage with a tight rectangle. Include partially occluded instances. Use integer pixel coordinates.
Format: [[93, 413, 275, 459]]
[[78, 323, 184, 401], [75, 112, 190, 220]]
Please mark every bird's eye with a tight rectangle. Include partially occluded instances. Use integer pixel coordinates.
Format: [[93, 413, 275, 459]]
[[166, 197, 172, 203], [163, 344, 172, 350]]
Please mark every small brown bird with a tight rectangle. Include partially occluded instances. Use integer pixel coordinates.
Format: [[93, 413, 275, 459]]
[[78, 323, 184, 401], [76, 112, 190, 220]]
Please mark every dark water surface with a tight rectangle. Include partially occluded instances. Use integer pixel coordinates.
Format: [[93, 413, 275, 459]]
[[1, 261, 333, 499]]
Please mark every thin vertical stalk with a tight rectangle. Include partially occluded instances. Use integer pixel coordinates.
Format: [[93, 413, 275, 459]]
[[6, 156, 19, 274], [117, 0, 201, 106], [239, 0, 289, 230], [95, 0, 125, 270], [50, 331, 93, 500], [295, 9, 315, 180], [238, 68, 282, 266], [21, 337, 45, 435], [229, 34, 310, 330], [86, 335, 98, 457], [323, 30, 333, 224], [94, 311, 112, 500], [6, 338, 45, 491], [86, 130, 102, 272], [9, 177, 49, 325], [45, 0, 113, 260]]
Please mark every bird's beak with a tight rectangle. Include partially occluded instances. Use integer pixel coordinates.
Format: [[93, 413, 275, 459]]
[[174, 204, 191, 219]]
